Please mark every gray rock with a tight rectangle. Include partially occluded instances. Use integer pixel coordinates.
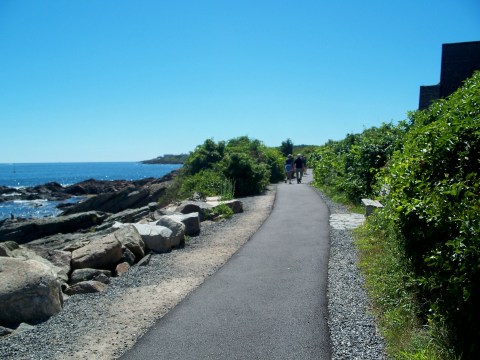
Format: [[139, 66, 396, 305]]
[[113, 225, 145, 260], [0, 325, 13, 336], [175, 201, 213, 221], [105, 206, 152, 225], [155, 216, 186, 248], [71, 234, 123, 270], [0, 258, 63, 327], [93, 273, 111, 285], [0, 211, 108, 244], [1, 243, 70, 283], [133, 223, 173, 253], [136, 253, 151, 266], [64, 280, 107, 296], [0, 241, 19, 256], [120, 247, 136, 265], [70, 268, 112, 285], [170, 212, 201, 236]]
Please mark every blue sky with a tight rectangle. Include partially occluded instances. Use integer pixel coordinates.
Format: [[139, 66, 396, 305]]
[[1, 0, 479, 163]]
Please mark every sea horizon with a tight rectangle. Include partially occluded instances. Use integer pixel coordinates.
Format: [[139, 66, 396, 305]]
[[0, 162, 182, 219]]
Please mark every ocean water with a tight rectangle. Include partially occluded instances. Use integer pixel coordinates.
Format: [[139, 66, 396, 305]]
[[0, 162, 182, 220]]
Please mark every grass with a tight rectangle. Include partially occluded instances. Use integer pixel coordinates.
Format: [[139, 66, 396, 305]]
[[354, 221, 458, 360]]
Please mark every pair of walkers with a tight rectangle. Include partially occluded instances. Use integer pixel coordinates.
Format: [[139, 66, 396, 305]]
[[285, 154, 305, 184]]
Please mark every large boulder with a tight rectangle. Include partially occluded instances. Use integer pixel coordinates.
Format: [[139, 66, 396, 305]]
[[71, 234, 123, 270], [0, 242, 70, 284], [133, 223, 173, 253], [0, 258, 63, 327], [175, 201, 213, 221], [170, 212, 201, 236], [0, 211, 108, 244], [155, 216, 186, 248], [112, 225, 146, 260]]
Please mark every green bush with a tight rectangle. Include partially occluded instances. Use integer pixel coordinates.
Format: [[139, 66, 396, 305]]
[[181, 136, 277, 198], [382, 71, 480, 358], [312, 123, 405, 204], [178, 169, 232, 199]]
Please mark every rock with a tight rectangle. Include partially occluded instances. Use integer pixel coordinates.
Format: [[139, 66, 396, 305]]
[[115, 262, 130, 276], [1, 242, 70, 284], [175, 201, 213, 221], [208, 199, 244, 214], [26, 247, 71, 284], [155, 216, 185, 248], [136, 253, 151, 266], [120, 247, 136, 265], [0, 325, 13, 337], [170, 212, 201, 236], [133, 223, 173, 253], [0, 258, 63, 327], [112, 225, 145, 260], [25, 232, 94, 251], [0, 241, 19, 256], [63, 280, 107, 296], [104, 206, 152, 225], [62, 181, 168, 215], [71, 234, 123, 270], [70, 268, 112, 285], [0, 211, 108, 244], [93, 273, 111, 285]]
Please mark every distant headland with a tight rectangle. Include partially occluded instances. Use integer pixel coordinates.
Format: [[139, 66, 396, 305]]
[[141, 154, 188, 164]]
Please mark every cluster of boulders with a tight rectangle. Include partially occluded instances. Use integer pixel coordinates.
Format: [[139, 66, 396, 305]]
[[0, 181, 243, 337]]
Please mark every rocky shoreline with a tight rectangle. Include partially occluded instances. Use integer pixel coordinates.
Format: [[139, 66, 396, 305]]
[[0, 170, 245, 334], [0, 184, 276, 359]]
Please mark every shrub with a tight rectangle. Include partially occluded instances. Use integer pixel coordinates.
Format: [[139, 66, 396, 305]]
[[178, 169, 232, 199], [382, 71, 480, 357]]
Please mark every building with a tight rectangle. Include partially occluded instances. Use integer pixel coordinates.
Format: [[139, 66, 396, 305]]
[[419, 41, 480, 110]]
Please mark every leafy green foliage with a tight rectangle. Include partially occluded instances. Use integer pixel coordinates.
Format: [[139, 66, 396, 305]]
[[312, 123, 405, 203], [382, 72, 480, 357], [183, 139, 225, 175], [312, 71, 480, 358], [181, 136, 281, 198], [211, 203, 234, 219], [178, 169, 232, 199], [280, 138, 294, 156]]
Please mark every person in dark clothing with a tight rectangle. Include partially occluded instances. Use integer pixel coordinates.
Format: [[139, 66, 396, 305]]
[[294, 154, 305, 183], [285, 154, 294, 184]]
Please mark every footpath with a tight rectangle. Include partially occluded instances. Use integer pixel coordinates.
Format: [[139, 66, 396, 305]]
[[122, 172, 336, 360]]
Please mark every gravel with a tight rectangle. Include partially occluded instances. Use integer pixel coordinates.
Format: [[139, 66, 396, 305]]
[[0, 186, 386, 359], [316, 191, 387, 359]]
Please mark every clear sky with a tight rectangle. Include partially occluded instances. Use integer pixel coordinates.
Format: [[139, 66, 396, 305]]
[[1, 0, 479, 163]]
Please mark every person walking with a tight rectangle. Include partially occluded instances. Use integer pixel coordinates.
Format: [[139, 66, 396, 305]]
[[294, 154, 305, 183], [285, 154, 294, 184]]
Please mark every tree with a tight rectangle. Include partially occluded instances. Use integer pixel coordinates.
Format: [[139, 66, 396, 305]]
[[280, 138, 293, 156]]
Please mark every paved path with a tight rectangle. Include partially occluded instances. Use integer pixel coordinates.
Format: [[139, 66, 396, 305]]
[[122, 172, 332, 359]]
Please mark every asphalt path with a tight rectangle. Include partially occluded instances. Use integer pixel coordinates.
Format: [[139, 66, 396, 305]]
[[121, 172, 332, 359]]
